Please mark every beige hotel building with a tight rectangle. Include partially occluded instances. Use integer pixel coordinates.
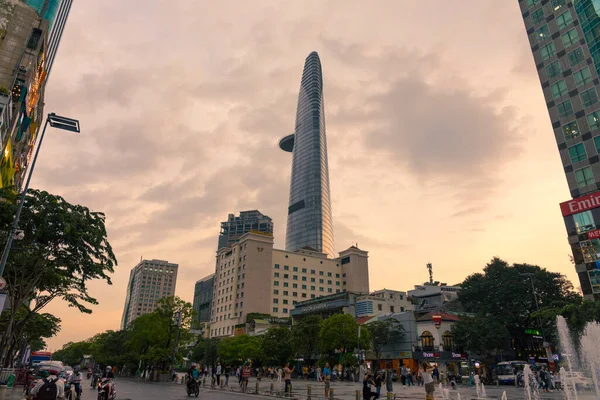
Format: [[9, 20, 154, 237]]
[[209, 232, 369, 338]]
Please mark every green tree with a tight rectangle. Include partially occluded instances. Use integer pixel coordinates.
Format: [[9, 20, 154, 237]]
[[319, 314, 369, 365], [452, 315, 510, 360], [89, 330, 130, 367], [218, 335, 263, 366], [260, 327, 292, 366], [457, 257, 579, 356], [290, 315, 322, 359], [364, 319, 404, 370], [53, 341, 93, 366], [191, 337, 220, 366], [0, 188, 116, 366]]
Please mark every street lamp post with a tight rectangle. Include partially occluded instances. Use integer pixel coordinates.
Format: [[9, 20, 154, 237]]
[[520, 272, 554, 366], [0, 113, 80, 278]]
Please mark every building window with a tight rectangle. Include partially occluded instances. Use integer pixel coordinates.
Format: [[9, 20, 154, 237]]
[[336, 282, 340, 286], [283, 291, 288, 296], [378, 304, 383, 311], [575, 166, 595, 188], [283, 308, 288, 314], [274, 272, 280, 277], [319, 279, 324, 284], [311, 270, 315, 274], [273, 298, 279, 304], [582, 88, 600, 108], [311, 286, 315, 290], [443, 331, 454, 350], [556, 11, 573, 30], [568, 48, 585, 67], [569, 143, 587, 163], [274, 264, 280, 269], [283, 299, 288, 304], [302, 293, 307, 298], [319, 271, 324, 276], [284, 274, 289, 279], [561, 29, 579, 48], [302, 285, 307, 290], [526, 0, 540, 8], [293, 284, 298, 288], [327, 280, 332, 285], [302, 268, 307, 273], [551, 80, 568, 99], [335, 273, 340, 278], [273, 307, 278, 313], [327, 272, 332, 277], [588, 110, 600, 130], [531, 8, 545, 25], [328, 288, 332, 293], [422, 331, 435, 351], [302, 277, 307, 281], [557, 100, 574, 118], [574, 210, 595, 234], [274, 281, 279, 286], [293, 292, 297, 297], [293, 275, 298, 280], [311, 294, 316, 299], [563, 121, 580, 140], [293, 266, 298, 271], [574, 67, 593, 88], [540, 42, 556, 61], [311, 278, 316, 283], [284, 282, 289, 287], [536, 25, 550, 43], [390, 306, 395, 312], [594, 136, 600, 153], [319, 287, 324, 292], [284, 265, 289, 270], [551, 0, 565, 10]]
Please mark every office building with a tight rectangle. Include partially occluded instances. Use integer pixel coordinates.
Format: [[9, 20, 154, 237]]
[[217, 210, 273, 250], [355, 289, 413, 317], [518, 0, 600, 299], [209, 232, 369, 338], [193, 274, 214, 325], [120, 259, 178, 329], [0, 0, 72, 189], [280, 51, 335, 257]]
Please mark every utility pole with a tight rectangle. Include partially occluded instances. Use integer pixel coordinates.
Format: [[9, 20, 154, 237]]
[[171, 311, 182, 373], [427, 263, 433, 284]]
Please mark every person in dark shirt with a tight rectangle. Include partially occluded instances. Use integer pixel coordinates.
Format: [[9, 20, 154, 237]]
[[363, 372, 378, 400]]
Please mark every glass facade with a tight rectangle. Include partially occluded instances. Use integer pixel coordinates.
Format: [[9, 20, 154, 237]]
[[25, 0, 61, 29], [575, 0, 600, 77], [284, 52, 335, 257]]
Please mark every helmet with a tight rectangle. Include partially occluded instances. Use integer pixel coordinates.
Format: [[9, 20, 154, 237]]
[[74, 366, 80, 372], [191, 363, 197, 368], [106, 366, 111, 371]]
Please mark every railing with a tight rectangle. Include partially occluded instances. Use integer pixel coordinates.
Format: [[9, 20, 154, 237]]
[[0, 368, 27, 386]]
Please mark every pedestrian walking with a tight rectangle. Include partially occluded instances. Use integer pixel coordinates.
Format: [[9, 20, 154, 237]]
[[284, 363, 295, 396], [384, 364, 393, 394], [317, 365, 322, 382], [323, 363, 331, 398], [400, 364, 407, 386], [421, 362, 435, 400], [359, 361, 368, 383], [277, 367, 282, 382], [362, 372, 378, 400], [225, 365, 230, 386], [374, 370, 383, 398]]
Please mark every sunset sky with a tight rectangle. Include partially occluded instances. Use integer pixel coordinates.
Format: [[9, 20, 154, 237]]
[[36, 0, 576, 350]]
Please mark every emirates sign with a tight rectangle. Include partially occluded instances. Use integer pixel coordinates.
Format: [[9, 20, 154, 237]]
[[560, 191, 600, 217], [589, 229, 600, 240]]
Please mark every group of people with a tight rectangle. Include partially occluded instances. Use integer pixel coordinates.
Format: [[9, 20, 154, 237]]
[[27, 364, 115, 400], [362, 362, 436, 400]]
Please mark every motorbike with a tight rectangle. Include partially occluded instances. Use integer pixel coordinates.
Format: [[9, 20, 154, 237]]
[[186, 377, 200, 397], [97, 377, 116, 400], [64, 382, 74, 400], [87, 369, 92, 379], [91, 372, 100, 388]]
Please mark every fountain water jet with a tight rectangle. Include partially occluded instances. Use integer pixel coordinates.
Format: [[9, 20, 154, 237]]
[[580, 321, 600, 396], [522, 364, 540, 400]]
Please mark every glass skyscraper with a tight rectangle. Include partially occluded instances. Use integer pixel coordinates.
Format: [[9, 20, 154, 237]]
[[519, 0, 600, 300], [279, 51, 335, 257], [24, 0, 61, 29]]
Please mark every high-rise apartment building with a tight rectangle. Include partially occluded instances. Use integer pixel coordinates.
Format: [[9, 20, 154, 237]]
[[0, 0, 72, 189], [519, 0, 600, 299], [208, 232, 369, 338], [217, 210, 273, 250], [280, 51, 335, 257], [120, 259, 178, 329], [193, 274, 214, 325]]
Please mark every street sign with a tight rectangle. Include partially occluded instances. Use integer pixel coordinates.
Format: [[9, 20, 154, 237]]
[[0, 277, 6, 291]]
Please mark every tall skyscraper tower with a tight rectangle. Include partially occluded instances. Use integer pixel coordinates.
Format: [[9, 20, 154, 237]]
[[120, 259, 178, 329], [279, 51, 335, 257], [519, 0, 600, 300]]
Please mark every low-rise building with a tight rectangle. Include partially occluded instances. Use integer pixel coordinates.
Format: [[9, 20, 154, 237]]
[[408, 283, 461, 313], [356, 289, 413, 317]]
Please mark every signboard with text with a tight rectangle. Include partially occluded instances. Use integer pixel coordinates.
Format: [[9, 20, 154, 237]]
[[560, 191, 600, 217]]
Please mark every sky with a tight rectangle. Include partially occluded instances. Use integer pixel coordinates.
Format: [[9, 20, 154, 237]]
[[36, 0, 576, 350]]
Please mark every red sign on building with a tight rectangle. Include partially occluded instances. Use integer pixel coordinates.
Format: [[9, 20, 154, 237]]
[[588, 229, 600, 240], [560, 191, 600, 217]]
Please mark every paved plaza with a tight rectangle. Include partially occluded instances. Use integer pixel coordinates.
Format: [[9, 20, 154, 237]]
[[1, 376, 598, 399]]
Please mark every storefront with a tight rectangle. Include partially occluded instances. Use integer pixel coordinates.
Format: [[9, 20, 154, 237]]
[[412, 351, 468, 380]]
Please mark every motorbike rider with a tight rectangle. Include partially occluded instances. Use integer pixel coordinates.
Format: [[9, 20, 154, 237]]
[[100, 365, 116, 398], [30, 366, 64, 400], [187, 363, 200, 390], [91, 365, 102, 387], [68, 366, 83, 399]]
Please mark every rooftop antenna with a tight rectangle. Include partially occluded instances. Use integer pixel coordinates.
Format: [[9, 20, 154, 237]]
[[427, 263, 433, 285]]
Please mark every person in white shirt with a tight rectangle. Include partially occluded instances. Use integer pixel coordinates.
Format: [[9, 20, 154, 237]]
[[420, 362, 435, 400], [30, 367, 65, 400]]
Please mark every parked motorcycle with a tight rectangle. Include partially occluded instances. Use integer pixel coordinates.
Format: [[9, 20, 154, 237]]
[[187, 378, 200, 397], [97, 378, 116, 400]]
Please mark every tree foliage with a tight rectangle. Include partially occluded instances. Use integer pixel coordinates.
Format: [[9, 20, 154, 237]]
[[319, 313, 369, 357], [290, 315, 322, 359], [364, 319, 404, 363], [452, 315, 510, 360], [457, 257, 578, 352], [260, 327, 292, 366], [218, 335, 263, 366], [0, 188, 117, 366]]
